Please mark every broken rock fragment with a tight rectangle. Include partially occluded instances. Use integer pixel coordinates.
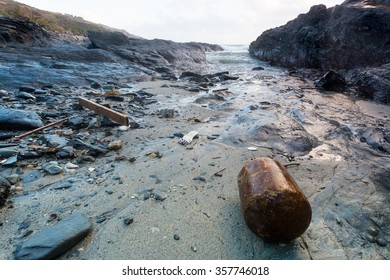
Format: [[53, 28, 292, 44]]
[[238, 157, 311, 243], [14, 213, 92, 260]]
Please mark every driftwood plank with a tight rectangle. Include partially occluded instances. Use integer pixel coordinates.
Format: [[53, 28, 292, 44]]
[[78, 97, 129, 126]]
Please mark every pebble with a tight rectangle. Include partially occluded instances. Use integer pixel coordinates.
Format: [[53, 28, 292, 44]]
[[193, 176, 206, 182], [173, 132, 184, 138], [146, 151, 162, 158], [47, 213, 58, 223], [6, 174, 20, 185], [191, 244, 198, 252], [42, 162, 63, 175], [1, 155, 18, 166], [159, 108, 175, 118], [124, 217, 134, 226], [367, 226, 379, 237], [108, 140, 123, 151], [174, 234, 180, 241], [118, 126, 129, 131], [365, 234, 376, 243], [376, 238, 387, 247], [111, 174, 122, 181], [151, 189, 168, 201], [16, 91, 36, 100], [65, 162, 79, 169]]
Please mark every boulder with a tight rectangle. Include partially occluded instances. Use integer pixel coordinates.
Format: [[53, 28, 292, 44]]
[[0, 107, 44, 130], [14, 213, 92, 260], [238, 158, 312, 243], [347, 64, 390, 104], [315, 70, 348, 91]]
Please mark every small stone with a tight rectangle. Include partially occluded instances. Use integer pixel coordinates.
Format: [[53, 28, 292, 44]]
[[47, 213, 58, 223], [1, 155, 18, 167], [174, 234, 180, 241], [367, 226, 379, 237], [105, 190, 114, 195], [193, 176, 206, 182], [124, 217, 134, 226], [159, 108, 175, 118], [173, 132, 184, 138], [118, 126, 129, 131], [252, 66, 265, 71], [128, 157, 137, 163], [151, 189, 168, 201], [247, 147, 258, 151], [365, 234, 376, 243], [376, 238, 387, 247], [42, 162, 63, 175], [40, 134, 68, 148], [6, 174, 20, 185], [191, 244, 198, 252], [16, 91, 36, 100], [146, 151, 162, 158], [111, 174, 122, 181], [91, 82, 102, 89], [65, 162, 79, 170], [108, 140, 123, 151]]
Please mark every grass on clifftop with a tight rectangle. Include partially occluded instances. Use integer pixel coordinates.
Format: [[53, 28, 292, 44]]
[[0, 0, 108, 35]]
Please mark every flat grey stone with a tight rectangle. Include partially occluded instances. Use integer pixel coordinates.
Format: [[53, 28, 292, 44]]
[[14, 213, 92, 260], [0, 107, 44, 130]]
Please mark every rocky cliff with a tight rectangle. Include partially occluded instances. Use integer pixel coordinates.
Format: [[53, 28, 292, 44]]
[[249, 0, 390, 70], [249, 0, 390, 104]]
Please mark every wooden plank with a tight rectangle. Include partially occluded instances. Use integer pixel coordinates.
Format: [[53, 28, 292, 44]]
[[78, 97, 129, 126]]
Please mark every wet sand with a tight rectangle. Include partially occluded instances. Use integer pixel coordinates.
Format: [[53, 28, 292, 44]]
[[1, 63, 389, 260]]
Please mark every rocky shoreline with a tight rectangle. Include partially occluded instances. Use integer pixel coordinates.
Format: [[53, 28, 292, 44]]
[[1, 1, 390, 260], [249, 0, 390, 104]]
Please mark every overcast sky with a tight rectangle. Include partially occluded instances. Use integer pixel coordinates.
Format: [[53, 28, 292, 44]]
[[17, 0, 342, 44]]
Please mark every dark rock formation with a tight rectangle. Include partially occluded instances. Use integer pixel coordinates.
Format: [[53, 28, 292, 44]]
[[14, 213, 92, 260], [0, 16, 50, 46], [249, 1, 390, 70], [347, 63, 390, 103], [238, 158, 312, 243], [315, 70, 348, 91], [87, 30, 223, 72], [0, 107, 44, 130], [0, 17, 222, 90], [249, 0, 390, 104]]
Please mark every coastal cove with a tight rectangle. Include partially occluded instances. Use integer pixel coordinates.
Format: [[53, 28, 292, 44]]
[[0, 0, 389, 260]]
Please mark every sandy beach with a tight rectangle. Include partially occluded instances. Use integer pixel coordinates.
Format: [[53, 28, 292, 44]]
[[1, 56, 389, 260]]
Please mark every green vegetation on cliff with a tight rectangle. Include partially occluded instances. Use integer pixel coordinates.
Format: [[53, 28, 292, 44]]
[[0, 0, 108, 35]]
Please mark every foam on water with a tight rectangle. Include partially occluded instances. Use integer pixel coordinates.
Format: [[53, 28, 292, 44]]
[[206, 44, 268, 75]]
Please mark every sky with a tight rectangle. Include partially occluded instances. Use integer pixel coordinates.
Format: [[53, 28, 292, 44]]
[[16, 0, 343, 44]]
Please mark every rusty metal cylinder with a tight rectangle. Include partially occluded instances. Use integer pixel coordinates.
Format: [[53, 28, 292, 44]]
[[238, 157, 311, 243]]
